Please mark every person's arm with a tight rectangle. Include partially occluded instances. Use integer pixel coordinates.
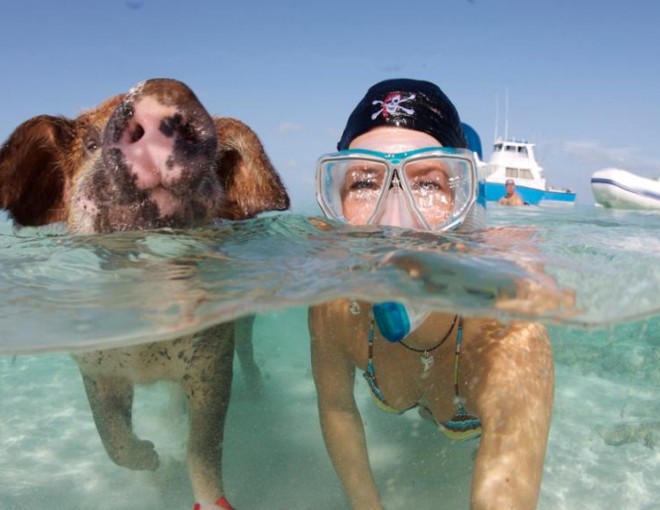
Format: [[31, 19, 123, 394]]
[[481, 227, 576, 317], [309, 303, 382, 510], [467, 320, 554, 510]]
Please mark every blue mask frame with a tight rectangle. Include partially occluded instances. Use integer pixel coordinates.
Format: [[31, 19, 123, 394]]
[[317, 146, 481, 232]]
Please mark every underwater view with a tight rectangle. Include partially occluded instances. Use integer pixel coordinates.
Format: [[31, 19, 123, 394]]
[[0, 204, 658, 509]]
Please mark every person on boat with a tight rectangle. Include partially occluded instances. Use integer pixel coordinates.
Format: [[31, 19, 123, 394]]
[[310, 78, 554, 510], [498, 178, 526, 206]]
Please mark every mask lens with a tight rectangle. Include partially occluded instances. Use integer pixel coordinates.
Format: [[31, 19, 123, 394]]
[[341, 160, 389, 224], [402, 156, 473, 229], [318, 158, 389, 223]]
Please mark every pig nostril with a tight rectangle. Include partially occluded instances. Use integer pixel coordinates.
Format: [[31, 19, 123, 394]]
[[180, 121, 199, 144], [129, 124, 145, 143], [160, 115, 181, 138], [160, 114, 200, 144]]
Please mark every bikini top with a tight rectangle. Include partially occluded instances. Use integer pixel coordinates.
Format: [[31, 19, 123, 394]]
[[363, 315, 482, 441]]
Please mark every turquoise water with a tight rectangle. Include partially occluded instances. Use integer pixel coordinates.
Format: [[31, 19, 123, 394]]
[[0, 205, 658, 509]]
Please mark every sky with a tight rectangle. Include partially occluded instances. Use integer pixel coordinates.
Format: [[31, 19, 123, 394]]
[[1, 0, 660, 208]]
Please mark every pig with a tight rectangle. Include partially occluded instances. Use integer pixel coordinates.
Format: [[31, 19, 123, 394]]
[[0, 78, 290, 509]]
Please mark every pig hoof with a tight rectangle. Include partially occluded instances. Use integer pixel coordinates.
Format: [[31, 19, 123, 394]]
[[117, 438, 160, 471]]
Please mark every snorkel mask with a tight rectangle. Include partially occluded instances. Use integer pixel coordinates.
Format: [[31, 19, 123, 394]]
[[316, 147, 479, 233]]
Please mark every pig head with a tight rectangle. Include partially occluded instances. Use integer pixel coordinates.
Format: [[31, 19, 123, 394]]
[[0, 78, 289, 231]]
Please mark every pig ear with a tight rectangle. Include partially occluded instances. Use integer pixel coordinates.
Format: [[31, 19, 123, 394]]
[[0, 115, 77, 226], [214, 117, 290, 220]]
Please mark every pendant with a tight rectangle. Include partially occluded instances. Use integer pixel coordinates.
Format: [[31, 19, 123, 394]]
[[348, 300, 361, 315], [420, 353, 434, 372]]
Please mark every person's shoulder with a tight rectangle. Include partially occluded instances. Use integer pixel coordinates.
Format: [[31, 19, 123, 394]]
[[309, 299, 367, 336], [310, 298, 354, 315]]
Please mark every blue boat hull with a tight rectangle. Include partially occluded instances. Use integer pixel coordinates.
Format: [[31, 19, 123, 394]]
[[484, 182, 576, 205]]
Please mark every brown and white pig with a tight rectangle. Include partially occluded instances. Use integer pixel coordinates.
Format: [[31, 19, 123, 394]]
[[0, 78, 290, 510]]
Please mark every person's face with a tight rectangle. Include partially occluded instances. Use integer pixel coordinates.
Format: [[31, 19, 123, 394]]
[[506, 182, 515, 194], [344, 127, 453, 228]]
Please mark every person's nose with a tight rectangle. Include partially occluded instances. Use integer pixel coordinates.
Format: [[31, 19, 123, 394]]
[[375, 187, 425, 229]]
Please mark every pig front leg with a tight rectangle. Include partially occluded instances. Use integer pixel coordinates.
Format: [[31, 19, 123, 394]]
[[80, 373, 160, 471], [183, 325, 235, 505]]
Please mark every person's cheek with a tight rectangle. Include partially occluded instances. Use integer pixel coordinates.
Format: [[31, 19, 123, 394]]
[[343, 198, 370, 224], [425, 195, 452, 226]]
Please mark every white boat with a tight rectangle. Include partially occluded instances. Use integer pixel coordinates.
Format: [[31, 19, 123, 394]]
[[591, 168, 660, 210], [481, 138, 576, 205]]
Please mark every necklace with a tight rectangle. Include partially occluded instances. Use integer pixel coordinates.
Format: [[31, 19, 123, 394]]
[[399, 315, 458, 372]]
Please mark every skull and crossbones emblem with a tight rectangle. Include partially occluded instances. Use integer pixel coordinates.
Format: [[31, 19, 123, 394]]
[[372, 92, 416, 120]]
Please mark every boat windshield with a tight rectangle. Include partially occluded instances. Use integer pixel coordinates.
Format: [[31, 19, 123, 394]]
[[493, 143, 528, 156]]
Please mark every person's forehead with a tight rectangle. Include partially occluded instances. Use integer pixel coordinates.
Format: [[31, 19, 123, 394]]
[[348, 126, 441, 152]]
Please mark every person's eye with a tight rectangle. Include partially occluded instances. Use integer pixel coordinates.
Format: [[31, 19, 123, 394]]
[[406, 162, 450, 192], [417, 180, 443, 191], [345, 167, 382, 192], [350, 179, 379, 191], [410, 176, 448, 193]]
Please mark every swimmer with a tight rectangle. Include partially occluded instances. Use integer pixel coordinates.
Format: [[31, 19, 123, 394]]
[[310, 79, 554, 510], [498, 178, 526, 206]]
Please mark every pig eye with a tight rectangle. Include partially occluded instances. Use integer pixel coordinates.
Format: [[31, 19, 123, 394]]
[[83, 131, 101, 154]]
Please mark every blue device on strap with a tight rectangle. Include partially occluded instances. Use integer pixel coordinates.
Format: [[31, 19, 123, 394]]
[[372, 302, 410, 343]]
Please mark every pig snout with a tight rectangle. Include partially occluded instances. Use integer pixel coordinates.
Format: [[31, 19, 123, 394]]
[[113, 96, 188, 191], [104, 79, 218, 196], [73, 79, 224, 233]]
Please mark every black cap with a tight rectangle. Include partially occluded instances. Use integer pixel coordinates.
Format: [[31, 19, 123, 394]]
[[337, 78, 467, 151]]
